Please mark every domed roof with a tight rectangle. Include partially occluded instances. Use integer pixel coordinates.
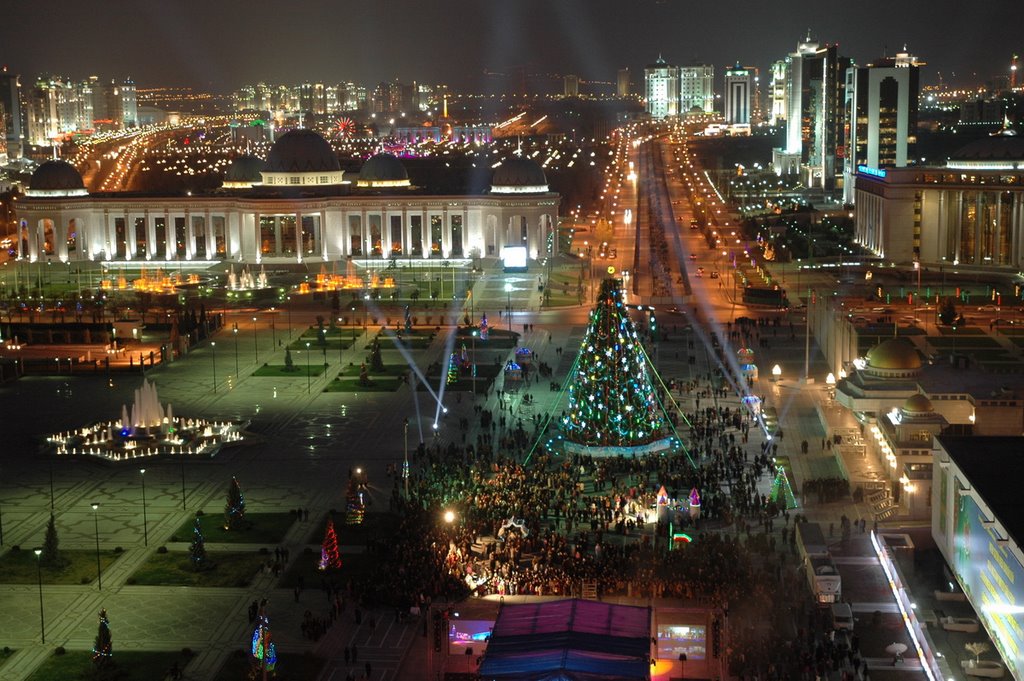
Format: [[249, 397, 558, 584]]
[[29, 160, 85, 192], [866, 338, 921, 371], [358, 153, 409, 184], [224, 155, 266, 184], [902, 393, 934, 414], [491, 157, 548, 193], [266, 129, 340, 173], [949, 132, 1024, 163]]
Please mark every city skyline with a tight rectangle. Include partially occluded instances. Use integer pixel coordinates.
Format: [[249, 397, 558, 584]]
[[1, 0, 1020, 92]]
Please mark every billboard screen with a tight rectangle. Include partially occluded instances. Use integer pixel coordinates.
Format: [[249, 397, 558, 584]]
[[955, 489, 1024, 677], [656, 624, 706, 660], [448, 619, 493, 649], [501, 246, 527, 270]]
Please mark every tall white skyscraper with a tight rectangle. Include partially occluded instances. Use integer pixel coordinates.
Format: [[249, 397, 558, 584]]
[[724, 63, 752, 124], [680, 64, 714, 113], [769, 59, 788, 125], [645, 56, 679, 119], [842, 49, 922, 204]]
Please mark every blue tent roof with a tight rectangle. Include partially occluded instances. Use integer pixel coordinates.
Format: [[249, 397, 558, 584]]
[[479, 599, 651, 681]]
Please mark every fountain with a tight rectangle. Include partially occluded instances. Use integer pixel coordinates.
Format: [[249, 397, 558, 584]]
[[227, 264, 270, 291], [46, 379, 248, 462]]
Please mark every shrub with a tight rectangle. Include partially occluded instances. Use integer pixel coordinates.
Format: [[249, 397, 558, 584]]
[[113, 546, 124, 554], [126, 578, 137, 585], [55, 647, 66, 656], [80, 576, 90, 584], [157, 546, 168, 554]]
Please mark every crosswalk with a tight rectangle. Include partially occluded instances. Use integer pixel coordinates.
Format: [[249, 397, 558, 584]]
[[316, 612, 420, 681]]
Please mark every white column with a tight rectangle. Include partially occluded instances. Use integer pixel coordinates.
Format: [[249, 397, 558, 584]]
[[295, 211, 303, 262], [204, 211, 214, 260], [421, 208, 429, 259], [441, 206, 450, 257]]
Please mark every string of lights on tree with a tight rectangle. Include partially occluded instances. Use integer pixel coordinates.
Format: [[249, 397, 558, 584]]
[[250, 602, 277, 675], [562, 277, 665, 447], [319, 519, 343, 570], [770, 465, 798, 510]]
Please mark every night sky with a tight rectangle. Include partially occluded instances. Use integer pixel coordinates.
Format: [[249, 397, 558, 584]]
[[2, 0, 1020, 91]]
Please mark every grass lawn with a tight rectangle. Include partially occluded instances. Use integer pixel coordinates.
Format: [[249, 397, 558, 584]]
[[927, 336, 1002, 349], [324, 377, 404, 392], [937, 326, 986, 335], [338, 364, 408, 377], [214, 650, 326, 681], [27, 650, 193, 681], [169, 512, 295, 544], [376, 334, 435, 349], [333, 512, 400, 547], [252, 364, 327, 378], [129, 551, 266, 588], [278, 549, 379, 590], [455, 327, 521, 348], [0, 549, 121, 585], [286, 338, 353, 353]]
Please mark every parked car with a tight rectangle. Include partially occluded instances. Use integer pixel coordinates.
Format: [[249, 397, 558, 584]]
[[941, 616, 979, 633], [831, 603, 854, 631], [961, 659, 1006, 678]]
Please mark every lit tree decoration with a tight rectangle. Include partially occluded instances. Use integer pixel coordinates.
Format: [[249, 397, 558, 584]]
[[319, 519, 342, 570], [447, 352, 460, 385], [250, 600, 277, 677], [224, 476, 247, 530], [479, 313, 489, 341], [92, 608, 113, 668], [189, 514, 208, 570], [562, 277, 665, 447], [769, 466, 798, 510]]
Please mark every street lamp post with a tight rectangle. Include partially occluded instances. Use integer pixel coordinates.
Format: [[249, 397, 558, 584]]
[[90, 502, 102, 590], [211, 341, 217, 393], [471, 330, 478, 395], [33, 547, 44, 643], [253, 315, 259, 363], [139, 468, 149, 546], [180, 459, 187, 511], [403, 417, 409, 499], [233, 324, 239, 380], [304, 341, 311, 393], [504, 282, 513, 331], [286, 297, 293, 341], [269, 307, 276, 347]]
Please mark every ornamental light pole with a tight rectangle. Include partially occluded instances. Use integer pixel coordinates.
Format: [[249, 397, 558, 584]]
[[269, 307, 277, 347], [403, 417, 409, 499], [211, 341, 217, 393], [233, 324, 239, 380], [90, 502, 102, 590], [33, 547, 44, 643], [253, 315, 259, 363], [304, 341, 311, 393], [139, 468, 149, 546], [504, 282, 513, 331]]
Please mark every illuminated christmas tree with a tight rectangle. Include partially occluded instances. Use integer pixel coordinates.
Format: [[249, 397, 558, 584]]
[[562, 278, 665, 448], [92, 608, 113, 668], [224, 476, 247, 530], [769, 466, 798, 510], [319, 519, 342, 570], [250, 600, 277, 676], [189, 514, 208, 570], [446, 352, 460, 385]]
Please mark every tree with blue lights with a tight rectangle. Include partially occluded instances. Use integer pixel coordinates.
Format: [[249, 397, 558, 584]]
[[189, 514, 208, 570], [224, 476, 247, 530], [562, 277, 665, 447]]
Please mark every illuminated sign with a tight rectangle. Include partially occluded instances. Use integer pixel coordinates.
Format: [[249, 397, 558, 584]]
[[857, 165, 887, 179], [501, 245, 528, 270], [955, 490, 1024, 678]]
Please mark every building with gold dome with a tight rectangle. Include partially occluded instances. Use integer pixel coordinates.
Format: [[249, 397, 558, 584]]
[[15, 129, 559, 265], [869, 392, 946, 519]]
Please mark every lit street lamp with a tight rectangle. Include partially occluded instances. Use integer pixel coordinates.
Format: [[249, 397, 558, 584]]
[[504, 282, 513, 331], [253, 316, 259, 363], [269, 307, 277, 347], [90, 502, 102, 590], [33, 547, 44, 643], [403, 417, 409, 499], [139, 468, 149, 546], [304, 341, 311, 393], [233, 324, 239, 380], [211, 341, 217, 393], [771, 364, 782, 382]]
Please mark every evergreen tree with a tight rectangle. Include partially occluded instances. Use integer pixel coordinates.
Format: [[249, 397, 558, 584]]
[[189, 515, 208, 570], [370, 339, 385, 372], [224, 476, 247, 530], [769, 466, 798, 510], [562, 277, 665, 447], [318, 519, 342, 570], [250, 600, 277, 675], [284, 347, 297, 372], [92, 608, 113, 667], [41, 514, 63, 568]]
